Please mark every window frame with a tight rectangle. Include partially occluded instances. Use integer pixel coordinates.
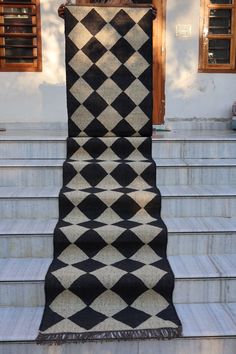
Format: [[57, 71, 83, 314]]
[[199, 0, 236, 73], [0, 0, 42, 72]]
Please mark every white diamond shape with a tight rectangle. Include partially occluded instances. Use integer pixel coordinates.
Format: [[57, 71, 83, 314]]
[[50, 290, 86, 318], [125, 80, 149, 105], [96, 51, 121, 77], [70, 105, 94, 131], [90, 290, 127, 317], [63, 207, 89, 225], [57, 244, 88, 264], [93, 245, 124, 264], [124, 52, 149, 78], [69, 50, 93, 76], [130, 244, 161, 264], [68, 6, 95, 23], [125, 107, 149, 132], [95, 7, 120, 22], [91, 266, 126, 289], [69, 22, 93, 50], [131, 289, 169, 316], [64, 190, 89, 207], [127, 190, 156, 208], [96, 79, 122, 105], [60, 224, 88, 244], [96, 23, 121, 50], [97, 106, 123, 132], [70, 78, 93, 103], [131, 224, 162, 244], [124, 24, 149, 50], [124, 8, 150, 23], [95, 224, 124, 244], [52, 265, 86, 289], [132, 265, 167, 289]]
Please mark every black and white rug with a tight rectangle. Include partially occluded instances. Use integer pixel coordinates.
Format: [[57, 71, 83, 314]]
[[37, 5, 182, 343]]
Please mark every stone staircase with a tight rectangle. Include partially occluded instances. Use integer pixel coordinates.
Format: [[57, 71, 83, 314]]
[[0, 129, 236, 354]]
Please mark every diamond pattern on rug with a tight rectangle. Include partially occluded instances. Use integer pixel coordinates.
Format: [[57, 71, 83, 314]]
[[37, 5, 182, 344], [65, 6, 153, 137]]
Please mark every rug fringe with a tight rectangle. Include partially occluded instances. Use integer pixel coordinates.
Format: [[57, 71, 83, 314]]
[[36, 326, 182, 345]]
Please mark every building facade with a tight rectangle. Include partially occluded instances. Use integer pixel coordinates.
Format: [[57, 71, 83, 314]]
[[0, 0, 236, 129]]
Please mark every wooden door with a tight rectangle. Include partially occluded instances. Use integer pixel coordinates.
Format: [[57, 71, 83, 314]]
[[152, 0, 166, 124]]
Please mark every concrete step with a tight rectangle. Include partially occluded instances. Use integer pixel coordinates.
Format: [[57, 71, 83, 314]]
[[0, 160, 63, 187], [0, 185, 235, 219], [0, 255, 235, 306], [1, 159, 236, 187], [0, 303, 236, 353], [1, 129, 236, 159], [0, 217, 236, 258]]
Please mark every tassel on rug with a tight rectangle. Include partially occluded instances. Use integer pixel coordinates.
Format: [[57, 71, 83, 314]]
[[36, 4, 182, 344]]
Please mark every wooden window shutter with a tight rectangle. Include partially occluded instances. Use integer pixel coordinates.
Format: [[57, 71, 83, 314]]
[[199, 0, 236, 72], [0, 0, 42, 72]]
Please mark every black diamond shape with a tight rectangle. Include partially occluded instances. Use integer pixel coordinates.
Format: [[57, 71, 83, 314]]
[[82, 65, 107, 90], [153, 273, 175, 303], [81, 9, 106, 35], [111, 195, 140, 219], [111, 273, 148, 305], [84, 119, 109, 137], [138, 66, 152, 91], [111, 119, 136, 137], [78, 194, 107, 220], [137, 138, 151, 159], [39, 305, 64, 332], [145, 195, 161, 218], [53, 228, 71, 258], [67, 91, 80, 118], [149, 229, 167, 259], [75, 230, 106, 257], [157, 304, 182, 326], [82, 37, 106, 63], [83, 138, 107, 159], [113, 306, 150, 328], [112, 230, 144, 257], [113, 259, 143, 272], [110, 38, 135, 64], [138, 39, 152, 65], [139, 93, 152, 118], [110, 9, 135, 36], [140, 163, 156, 186], [69, 274, 106, 305], [64, 8, 78, 35], [111, 93, 136, 118], [111, 138, 135, 159], [63, 162, 77, 186], [138, 11, 152, 36], [111, 65, 135, 90], [66, 37, 79, 64], [110, 164, 137, 186], [74, 259, 105, 272], [80, 220, 106, 229], [80, 163, 107, 186], [114, 220, 140, 229], [44, 272, 66, 305], [83, 92, 108, 117], [69, 307, 107, 330]]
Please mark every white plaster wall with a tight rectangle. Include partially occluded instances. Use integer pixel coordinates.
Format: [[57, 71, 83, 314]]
[[0, 0, 235, 124], [0, 0, 67, 123], [165, 0, 236, 120]]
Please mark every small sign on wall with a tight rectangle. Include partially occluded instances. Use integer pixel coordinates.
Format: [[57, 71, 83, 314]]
[[176, 24, 192, 38]]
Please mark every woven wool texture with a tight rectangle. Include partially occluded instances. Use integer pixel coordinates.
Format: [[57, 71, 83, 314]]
[[37, 5, 182, 343]]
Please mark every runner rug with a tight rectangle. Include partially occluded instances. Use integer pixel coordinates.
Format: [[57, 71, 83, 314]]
[[37, 5, 182, 343]]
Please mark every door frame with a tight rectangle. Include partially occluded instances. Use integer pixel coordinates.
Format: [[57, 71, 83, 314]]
[[152, 0, 166, 125]]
